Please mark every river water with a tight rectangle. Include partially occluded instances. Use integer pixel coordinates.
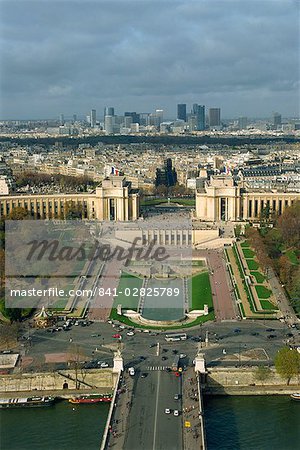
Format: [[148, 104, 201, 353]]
[[0, 396, 299, 450], [0, 400, 110, 450], [204, 395, 300, 450]]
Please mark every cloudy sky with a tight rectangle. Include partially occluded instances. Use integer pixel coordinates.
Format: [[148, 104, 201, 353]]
[[0, 0, 299, 120]]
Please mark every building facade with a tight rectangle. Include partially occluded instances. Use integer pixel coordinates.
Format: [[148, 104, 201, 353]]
[[0, 176, 139, 221], [196, 175, 299, 222]]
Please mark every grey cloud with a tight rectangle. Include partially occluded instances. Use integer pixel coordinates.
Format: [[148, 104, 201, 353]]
[[0, 0, 299, 119]]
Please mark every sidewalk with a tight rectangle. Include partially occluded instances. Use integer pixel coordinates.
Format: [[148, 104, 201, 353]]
[[182, 367, 204, 450], [104, 373, 134, 450]]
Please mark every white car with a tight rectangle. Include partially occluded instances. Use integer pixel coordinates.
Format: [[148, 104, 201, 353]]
[[179, 354, 186, 359], [100, 362, 109, 368], [165, 408, 171, 414], [127, 331, 135, 336], [173, 410, 179, 416]]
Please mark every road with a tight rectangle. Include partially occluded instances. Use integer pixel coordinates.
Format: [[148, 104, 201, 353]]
[[15, 319, 299, 371], [123, 370, 183, 450]]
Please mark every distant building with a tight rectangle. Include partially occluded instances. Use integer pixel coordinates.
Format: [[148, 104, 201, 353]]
[[238, 117, 248, 130], [104, 115, 114, 134], [273, 112, 282, 129], [104, 107, 114, 117], [177, 104, 187, 122], [90, 109, 96, 127], [209, 108, 221, 128], [155, 158, 177, 187], [192, 104, 205, 130], [124, 112, 140, 124]]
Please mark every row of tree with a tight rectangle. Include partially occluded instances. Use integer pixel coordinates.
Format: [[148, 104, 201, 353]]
[[245, 201, 300, 310]]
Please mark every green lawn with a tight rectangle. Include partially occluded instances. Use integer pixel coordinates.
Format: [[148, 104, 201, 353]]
[[285, 249, 299, 265], [260, 299, 278, 310], [190, 271, 213, 311], [241, 241, 250, 248], [251, 271, 265, 283], [242, 248, 255, 258], [246, 259, 259, 270], [112, 272, 143, 311], [255, 285, 272, 299], [141, 197, 195, 207]]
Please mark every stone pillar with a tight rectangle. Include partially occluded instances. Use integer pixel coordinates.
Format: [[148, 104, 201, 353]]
[[113, 350, 124, 374], [194, 352, 206, 374]]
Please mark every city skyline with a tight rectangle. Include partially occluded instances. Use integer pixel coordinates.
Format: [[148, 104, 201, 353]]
[[0, 0, 299, 120]]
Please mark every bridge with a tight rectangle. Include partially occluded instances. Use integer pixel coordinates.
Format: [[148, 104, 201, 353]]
[[100, 350, 207, 450]]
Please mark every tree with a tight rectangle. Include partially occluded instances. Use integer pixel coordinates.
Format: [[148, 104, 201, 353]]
[[274, 347, 300, 385], [67, 343, 87, 389], [65, 201, 83, 219], [277, 201, 300, 247], [253, 366, 272, 385], [8, 207, 31, 220], [0, 322, 20, 349]]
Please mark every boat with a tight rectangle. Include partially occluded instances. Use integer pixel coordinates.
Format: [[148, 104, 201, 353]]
[[68, 393, 112, 404], [0, 396, 55, 409], [290, 393, 300, 401]]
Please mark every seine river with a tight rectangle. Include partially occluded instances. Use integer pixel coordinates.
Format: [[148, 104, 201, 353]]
[[204, 395, 300, 450], [0, 396, 299, 450], [0, 401, 110, 450]]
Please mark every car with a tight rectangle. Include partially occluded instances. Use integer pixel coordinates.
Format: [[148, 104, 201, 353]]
[[74, 321, 79, 326], [100, 362, 109, 368], [165, 408, 171, 414], [141, 373, 148, 378], [162, 356, 168, 361], [149, 343, 156, 348], [266, 328, 275, 332], [286, 333, 294, 338], [233, 328, 241, 333], [179, 354, 186, 359], [127, 331, 135, 336], [251, 332, 259, 336], [173, 410, 179, 416], [143, 329, 150, 333], [112, 334, 121, 338], [172, 350, 178, 354], [139, 356, 146, 360], [162, 348, 168, 353], [267, 334, 277, 339], [91, 333, 101, 337], [2, 350, 12, 354], [119, 325, 125, 330], [174, 394, 180, 400]]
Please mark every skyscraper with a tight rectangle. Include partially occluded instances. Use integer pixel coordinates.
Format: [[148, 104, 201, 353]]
[[90, 109, 96, 127], [177, 104, 187, 122], [104, 106, 114, 117], [192, 104, 205, 130], [273, 112, 282, 128], [209, 108, 221, 128], [155, 158, 177, 187]]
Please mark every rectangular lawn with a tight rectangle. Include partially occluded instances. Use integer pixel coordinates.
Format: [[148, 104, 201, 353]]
[[190, 271, 213, 311], [246, 259, 259, 270], [255, 285, 272, 299]]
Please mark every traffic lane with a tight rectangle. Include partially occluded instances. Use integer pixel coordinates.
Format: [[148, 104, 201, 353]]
[[123, 372, 157, 450], [155, 370, 183, 450], [124, 371, 183, 450]]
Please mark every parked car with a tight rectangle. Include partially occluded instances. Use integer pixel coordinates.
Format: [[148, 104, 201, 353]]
[[165, 408, 171, 414], [112, 334, 121, 339], [174, 410, 179, 416]]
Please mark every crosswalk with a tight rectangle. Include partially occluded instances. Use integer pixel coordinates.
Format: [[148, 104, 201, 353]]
[[146, 366, 170, 371]]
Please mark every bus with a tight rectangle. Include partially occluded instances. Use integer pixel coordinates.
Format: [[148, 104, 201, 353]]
[[172, 355, 180, 371], [165, 333, 187, 342]]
